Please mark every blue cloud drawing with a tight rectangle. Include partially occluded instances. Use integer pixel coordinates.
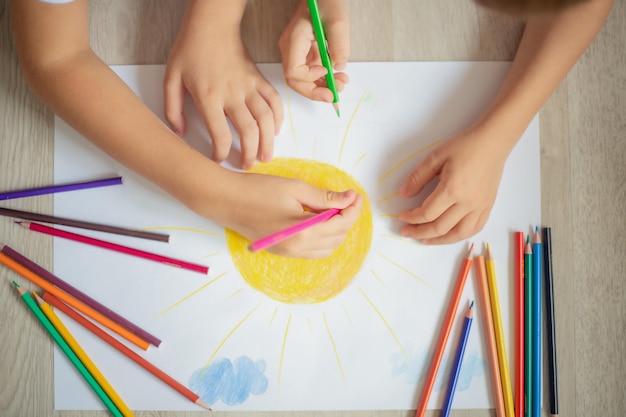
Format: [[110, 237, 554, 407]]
[[390, 344, 485, 391], [189, 356, 268, 406]]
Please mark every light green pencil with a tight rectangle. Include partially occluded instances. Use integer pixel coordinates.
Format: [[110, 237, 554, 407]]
[[307, 0, 341, 117], [12, 281, 123, 417]]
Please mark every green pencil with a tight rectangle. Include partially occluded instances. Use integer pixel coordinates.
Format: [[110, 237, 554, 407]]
[[524, 237, 533, 417], [307, 0, 341, 117], [12, 282, 123, 417]]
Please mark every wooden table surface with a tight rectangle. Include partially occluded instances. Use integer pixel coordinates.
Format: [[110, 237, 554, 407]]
[[1, 1, 624, 416]]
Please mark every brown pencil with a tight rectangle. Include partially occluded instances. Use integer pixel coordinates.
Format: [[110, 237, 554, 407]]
[[0, 207, 170, 242], [43, 292, 212, 411]]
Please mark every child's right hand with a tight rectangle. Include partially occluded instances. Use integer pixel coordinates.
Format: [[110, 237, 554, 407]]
[[278, 0, 350, 102], [203, 171, 363, 259]]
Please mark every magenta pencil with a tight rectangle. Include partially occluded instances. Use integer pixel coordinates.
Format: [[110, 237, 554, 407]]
[[0, 176, 122, 201], [18, 222, 209, 275], [0, 243, 162, 347], [248, 208, 340, 252]]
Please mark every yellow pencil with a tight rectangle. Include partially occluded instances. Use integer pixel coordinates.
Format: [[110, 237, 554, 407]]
[[32, 292, 135, 417], [485, 244, 515, 417]]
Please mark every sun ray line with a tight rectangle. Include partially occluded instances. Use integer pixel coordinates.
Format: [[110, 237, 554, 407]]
[[338, 89, 368, 165], [379, 213, 399, 218], [156, 272, 227, 317], [379, 252, 432, 288], [201, 252, 221, 259], [285, 86, 298, 146], [269, 307, 279, 326], [228, 288, 244, 298], [203, 302, 263, 368], [381, 233, 423, 247], [342, 305, 353, 325], [323, 312, 346, 382], [377, 139, 443, 185], [351, 152, 367, 171], [142, 226, 221, 236], [307, 318, 314, 335], [278, 313, 292, 385], [370, 269, 385, 286], [378, 192, 399, 205], [359, 288, 408, 359]]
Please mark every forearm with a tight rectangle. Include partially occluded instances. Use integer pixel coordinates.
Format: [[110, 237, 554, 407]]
[[11, 0, 231, 217], [478, 0, 613, 152]]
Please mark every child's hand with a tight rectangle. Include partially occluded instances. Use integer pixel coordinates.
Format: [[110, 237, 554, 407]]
[[398, 126, 511, 244], [278, 0, 350, 102], [164, 4, 283, 170], [211, 172, 363, 259]]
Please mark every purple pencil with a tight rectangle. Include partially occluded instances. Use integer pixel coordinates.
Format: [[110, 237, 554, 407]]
[[0, 243, 162, 347], [248, 208, 341, 252], [0, 176, 122, 200]]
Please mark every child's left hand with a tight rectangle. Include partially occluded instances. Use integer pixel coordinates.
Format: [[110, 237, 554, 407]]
[[398, 124, 513, 244], [164, 3, 283, 170], [278, 0, 350, 102]]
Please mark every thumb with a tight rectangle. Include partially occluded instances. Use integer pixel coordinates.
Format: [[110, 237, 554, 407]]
[[163, 72, 187, 137], [301, 188, 357, 212], [400, 153, 443, 198]]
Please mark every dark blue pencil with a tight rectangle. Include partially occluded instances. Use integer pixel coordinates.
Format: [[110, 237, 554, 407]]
[[0, 176, 122, 200], [532, 227, 542, 417], [440, 301, 474, 417]]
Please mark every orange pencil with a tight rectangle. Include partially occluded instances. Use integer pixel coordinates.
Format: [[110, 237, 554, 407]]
[[0, 252, 150, 350], [415, 243, 474, 417], [42, 292, 211, 411], [514, 232, 525, 417], [475, 255, 506, 417]]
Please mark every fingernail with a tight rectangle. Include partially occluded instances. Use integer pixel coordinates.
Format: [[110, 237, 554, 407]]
[[261, 154, 272, 162]]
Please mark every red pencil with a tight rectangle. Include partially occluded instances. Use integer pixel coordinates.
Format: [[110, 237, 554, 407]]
[[42, 292, 211, 411], [514, 232, 525, 417], [415, 243, 474, 417], [18, 222, 208, 275]]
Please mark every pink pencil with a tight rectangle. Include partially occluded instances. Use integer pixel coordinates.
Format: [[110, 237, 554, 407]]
[[248, 208, 340, 252], [18, 222, 209, 275]]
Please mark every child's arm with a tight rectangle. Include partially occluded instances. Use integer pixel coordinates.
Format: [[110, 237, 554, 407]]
[[398, 0, 613, 244], [11, 0, 363, 259], [164, 0, 283, 170], [279, 0, 350, 102]]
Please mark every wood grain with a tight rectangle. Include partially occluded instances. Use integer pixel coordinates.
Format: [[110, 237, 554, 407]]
[[1, 0, 624, 416]]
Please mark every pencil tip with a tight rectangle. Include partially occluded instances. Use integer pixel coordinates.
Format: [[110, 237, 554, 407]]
[[196, 398, 212, 411], [469, 300, 474, 308], [332, 102, 340, 117], [12, 281, 19, 288], [467, 242, 475, 255]]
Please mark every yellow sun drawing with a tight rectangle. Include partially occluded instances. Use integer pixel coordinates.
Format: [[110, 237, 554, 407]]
[[225, 158, 373, 304]]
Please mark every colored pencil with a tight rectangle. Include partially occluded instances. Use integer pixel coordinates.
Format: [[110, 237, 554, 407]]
[[43, 292, 212, 411], [543, 227, 559, 417], [0, 252, 150, 350], [307, 0, 341, 117], [531, 228, 543, 417], [0, 176, 122, 201], [248, 208, 340, 252], [0, 207, 169, 242], [485, 244, 515, 417], [12, 282, 123, 417], [1, 243, 161, 347], [440, 301, 474, 417], [524, 236, 533, 417], [32, 292, 134, 417], [475, 255, 506, 417], [414, 243, 474, 417], [17, 221, 208, 275], [514, 232, 525, 417]]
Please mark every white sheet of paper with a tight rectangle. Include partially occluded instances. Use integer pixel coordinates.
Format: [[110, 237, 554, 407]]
[[53, 63, 540, 411]]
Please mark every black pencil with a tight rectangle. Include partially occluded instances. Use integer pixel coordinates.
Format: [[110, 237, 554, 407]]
[[543, 227, 559, 416], [0, 207, 169, 242]]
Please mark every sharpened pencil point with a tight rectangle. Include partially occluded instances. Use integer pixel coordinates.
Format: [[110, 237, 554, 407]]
[[467, 242, 475, 256], [469, 300, 474, 308], [12, 280, 19, 288], [333, 102, 340, 117], [196, 398, 212, 411]]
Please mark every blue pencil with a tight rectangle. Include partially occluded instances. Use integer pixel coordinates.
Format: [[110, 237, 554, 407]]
[[532, 227, 543, 417], [0, 176, 122, 201], [440, 301, 474, 417]]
